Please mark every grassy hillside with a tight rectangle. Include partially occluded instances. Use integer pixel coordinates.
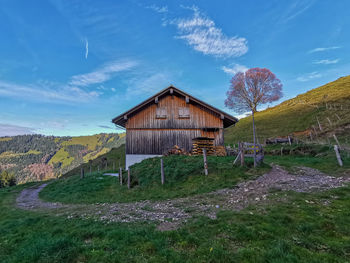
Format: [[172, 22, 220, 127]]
[[2, 154, 350, 261], [40, 144, 350, 205], [0, 133, 125, 183], [63, 144, 126, 177], [225, 76, 350, 146], [41, 155, 267, 204]]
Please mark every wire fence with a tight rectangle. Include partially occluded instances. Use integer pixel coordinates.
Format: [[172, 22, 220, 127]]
[[227, 102, 350, 149]]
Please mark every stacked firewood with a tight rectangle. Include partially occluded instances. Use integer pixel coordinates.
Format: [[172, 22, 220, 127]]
[[164, 145, 190, 156], [192, 138, 215, 156], [214, 146, 227, 156]]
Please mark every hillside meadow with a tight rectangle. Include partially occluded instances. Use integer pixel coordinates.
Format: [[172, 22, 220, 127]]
[[1, 152, 350, 262], [225, 76, 350, 146]]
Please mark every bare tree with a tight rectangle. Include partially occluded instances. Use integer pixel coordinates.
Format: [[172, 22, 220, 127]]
[[225, 68, 283, 166]]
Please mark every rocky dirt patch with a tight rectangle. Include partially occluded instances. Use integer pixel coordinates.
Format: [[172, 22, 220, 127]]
[[16, 165, 350, 231]]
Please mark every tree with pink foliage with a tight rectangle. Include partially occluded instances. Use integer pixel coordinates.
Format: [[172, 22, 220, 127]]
[[225, 68, 283, 166]]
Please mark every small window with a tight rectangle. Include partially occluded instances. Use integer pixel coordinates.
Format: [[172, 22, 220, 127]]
[[156, 107, 167, 119], [178, 107, 190, 118]]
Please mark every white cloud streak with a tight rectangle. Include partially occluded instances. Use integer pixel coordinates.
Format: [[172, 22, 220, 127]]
[[0, 123, 36, 136], [308, 46, 340, 53], [313, 59, 339, 65], [281, 0, 315, 23], [69, 60, 138, 87], [170, 6, 248, 58], [221, 64, 248, 75], [146, 5, 168, 13], [0, 59, 138, 104], [0, 81, 100, 103], [85, 38, 89, 59], [126, 72, 173, 97], [296, 71, 322, 82]]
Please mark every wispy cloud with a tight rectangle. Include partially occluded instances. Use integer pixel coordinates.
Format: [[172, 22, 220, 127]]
[[297, 71, 322, 82], [126, 72, 173, 97], [0, 80, 100, 103], [0, 59, 137, 104], [98, 125, 114, 129], [169, 6, 248, 58], [221, 64, 248, 75], [313, 59, 339, 65], [38, 121, 68, 130], [70, 60, 138, 87], [0, 123, 36, 136], [308, 46, 340, 53], [146, 5, 168, 13], [85, 38, 89, 59], [280, 0, 315, 23]]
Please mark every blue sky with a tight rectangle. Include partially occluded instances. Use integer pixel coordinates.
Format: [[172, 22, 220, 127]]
[[0, 0, 349, 136]]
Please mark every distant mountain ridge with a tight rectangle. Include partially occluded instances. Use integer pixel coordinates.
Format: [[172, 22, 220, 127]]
[[0, 133, 125, 183], [225, 75, 350, 145]]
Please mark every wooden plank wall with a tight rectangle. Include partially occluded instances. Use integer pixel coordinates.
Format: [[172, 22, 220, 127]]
[[125, 94, 224, 154], [126, 95, 223, 129], [126, 129, 223, 154]]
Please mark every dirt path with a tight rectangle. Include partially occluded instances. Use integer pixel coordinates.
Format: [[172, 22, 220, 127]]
[[16, 166, 350, 230]]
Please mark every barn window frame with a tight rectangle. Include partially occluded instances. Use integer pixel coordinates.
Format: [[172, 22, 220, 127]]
[[178, 107, 190, 119], [156, 107, 167, 119]]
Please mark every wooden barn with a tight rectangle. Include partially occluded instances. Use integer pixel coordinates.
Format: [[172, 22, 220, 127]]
[[112, 86, 238, 168]]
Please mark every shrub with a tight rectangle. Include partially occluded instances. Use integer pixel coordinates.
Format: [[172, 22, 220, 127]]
[[0, 171, 16, 188]]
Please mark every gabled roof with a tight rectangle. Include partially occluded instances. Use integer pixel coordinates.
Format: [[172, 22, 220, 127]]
[[112, 86, 238, 128]]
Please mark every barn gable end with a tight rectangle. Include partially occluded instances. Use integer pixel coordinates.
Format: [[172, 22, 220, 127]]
[[112, 86, 237, 168]]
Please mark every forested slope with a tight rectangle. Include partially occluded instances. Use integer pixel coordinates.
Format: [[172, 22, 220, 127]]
[[0, 133, 125, 183]]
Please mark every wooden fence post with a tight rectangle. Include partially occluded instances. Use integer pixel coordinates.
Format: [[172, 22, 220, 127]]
[[334, 145, 343, 167], [316, 117, 323, 131], [119, 167, 123, 186], [127, 169, 131, 189], [335, 113, 341, 121], [81, 168, 84, 179], [333, 134, 341, 149], [288, 136, 292, 145], [89, 165, 92, 175], [160, 158, 165, 185], [327, 117, 332, 126], [203, 148, 208, 176], [240, 143, 245, 167]]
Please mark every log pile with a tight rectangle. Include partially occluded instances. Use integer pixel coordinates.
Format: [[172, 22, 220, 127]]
[[192, 137, 215, 156], [266, 136, 293, 144], [214, 146, 227, 156], [164, 145, 190, 156]]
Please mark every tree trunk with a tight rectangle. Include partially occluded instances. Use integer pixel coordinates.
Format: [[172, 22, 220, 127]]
[[252, 110, 257, 167]]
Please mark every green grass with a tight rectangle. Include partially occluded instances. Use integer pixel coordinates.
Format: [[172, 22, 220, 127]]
[[49, 147, 74, 168], [0, 137, 12, 142], [1, 176, 350, 262], [263, 143, 350, 175], [63, 145, 126, 177], [225, 75, 350, 145], [41, 155, 269, 204], [265, 155, 350, 175]]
